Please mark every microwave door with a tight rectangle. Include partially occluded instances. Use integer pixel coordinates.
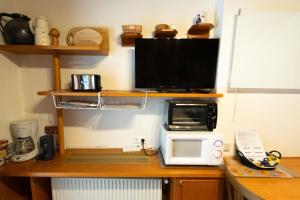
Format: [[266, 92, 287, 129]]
[[168, 138, 209, 165]]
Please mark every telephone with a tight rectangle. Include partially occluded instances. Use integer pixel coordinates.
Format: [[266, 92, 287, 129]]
[[238, 150, 281, 170]]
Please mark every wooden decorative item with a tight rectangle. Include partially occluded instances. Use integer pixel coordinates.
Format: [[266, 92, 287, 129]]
[[121, 33, 142, 47], [122, 25, 142, 34], [153, 24, 177, 39], [154, 29, 177, 39], [121, 25, 143, 47], [187, 23, 214, 39], [66, 27, 109, 51], [49, 28, 60, 46]]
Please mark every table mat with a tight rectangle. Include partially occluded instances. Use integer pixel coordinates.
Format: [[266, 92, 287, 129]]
[[64, 152, 149, 164], [224, 157, 293, 178]]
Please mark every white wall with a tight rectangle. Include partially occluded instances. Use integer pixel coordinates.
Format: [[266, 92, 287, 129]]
[[2, 0, 300, 156], [0, 0, 23, 142], [216, 0, 300, 156], [13, 0, 216, 150]]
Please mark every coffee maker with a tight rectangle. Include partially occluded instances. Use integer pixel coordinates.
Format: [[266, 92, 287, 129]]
[[10, 120, 39, 162]]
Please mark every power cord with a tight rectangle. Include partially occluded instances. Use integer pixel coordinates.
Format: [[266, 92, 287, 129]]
[[141, 139, 161, 156]]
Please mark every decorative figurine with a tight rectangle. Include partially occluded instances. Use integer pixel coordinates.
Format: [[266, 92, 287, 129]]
[[195, 14, 201, 24]]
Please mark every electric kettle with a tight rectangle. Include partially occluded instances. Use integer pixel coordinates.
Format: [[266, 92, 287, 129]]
[[0, 13, 34, 45]]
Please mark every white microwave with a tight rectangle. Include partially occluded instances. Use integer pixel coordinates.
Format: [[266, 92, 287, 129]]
[[160, 125, 224, 166]]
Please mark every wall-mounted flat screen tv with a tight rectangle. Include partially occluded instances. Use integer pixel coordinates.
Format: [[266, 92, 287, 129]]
[[135, 38, 219, 92]]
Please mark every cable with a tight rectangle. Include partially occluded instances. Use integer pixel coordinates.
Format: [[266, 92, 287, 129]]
[[231, 88, 238, 122], [141, 139, 160, 156], [141, 90, 148, 110]]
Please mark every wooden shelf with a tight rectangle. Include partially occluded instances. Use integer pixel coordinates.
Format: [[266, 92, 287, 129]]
[[0, 45, 108, 55], [37, 89, 224, 98]]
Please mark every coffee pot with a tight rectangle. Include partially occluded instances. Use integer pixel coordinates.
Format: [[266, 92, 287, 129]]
[[9, 120, 39, 162], [0, 13, 34, 45]]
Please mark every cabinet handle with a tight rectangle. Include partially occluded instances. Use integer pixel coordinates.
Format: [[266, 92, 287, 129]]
[[163, 178, 169, 185]]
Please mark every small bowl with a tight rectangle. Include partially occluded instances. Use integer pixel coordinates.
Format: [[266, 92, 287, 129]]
[[122, 25, 142, 34]]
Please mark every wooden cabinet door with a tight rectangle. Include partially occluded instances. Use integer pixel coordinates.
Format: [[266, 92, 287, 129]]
[[0, 177, 31, 200], [170, 178, 224, 200]]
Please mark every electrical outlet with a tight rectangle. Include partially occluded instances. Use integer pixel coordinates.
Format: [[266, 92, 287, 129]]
[[131, 137, 147, 148]]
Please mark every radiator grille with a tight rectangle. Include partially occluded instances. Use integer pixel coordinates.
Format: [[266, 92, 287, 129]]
[[51, 178, 162, 200]]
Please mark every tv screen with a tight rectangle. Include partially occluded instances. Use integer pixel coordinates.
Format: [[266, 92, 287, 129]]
[[135, 38, 219, 92]]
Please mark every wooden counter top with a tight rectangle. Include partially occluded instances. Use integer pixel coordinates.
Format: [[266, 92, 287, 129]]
[[225, 157, 300, 200], [0, 149, 224, 178]]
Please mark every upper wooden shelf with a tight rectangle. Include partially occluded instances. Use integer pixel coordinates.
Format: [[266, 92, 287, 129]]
[[37, 89, 224, 98], [0, 45, 108, 55]]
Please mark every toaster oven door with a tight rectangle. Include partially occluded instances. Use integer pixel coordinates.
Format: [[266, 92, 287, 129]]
[[172, 105, 207, 125]]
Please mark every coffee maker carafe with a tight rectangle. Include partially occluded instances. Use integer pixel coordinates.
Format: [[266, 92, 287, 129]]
[[10, 120, 39, 162]]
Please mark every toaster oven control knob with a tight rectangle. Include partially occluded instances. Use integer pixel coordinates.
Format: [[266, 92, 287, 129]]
[[213, 140, 223, 147], [214, 150, 223, 159]]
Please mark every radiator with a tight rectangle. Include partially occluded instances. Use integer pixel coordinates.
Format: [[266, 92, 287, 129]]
[[51, 178, 162, 200]]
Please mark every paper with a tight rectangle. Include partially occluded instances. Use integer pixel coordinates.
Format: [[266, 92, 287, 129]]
[[235, 129, 266, 161]]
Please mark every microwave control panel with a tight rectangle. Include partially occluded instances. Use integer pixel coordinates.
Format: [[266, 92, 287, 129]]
[[211, 138, 224, 165]]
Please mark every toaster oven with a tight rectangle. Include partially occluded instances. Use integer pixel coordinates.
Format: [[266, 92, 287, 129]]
[[164, 100, 217, 131]]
